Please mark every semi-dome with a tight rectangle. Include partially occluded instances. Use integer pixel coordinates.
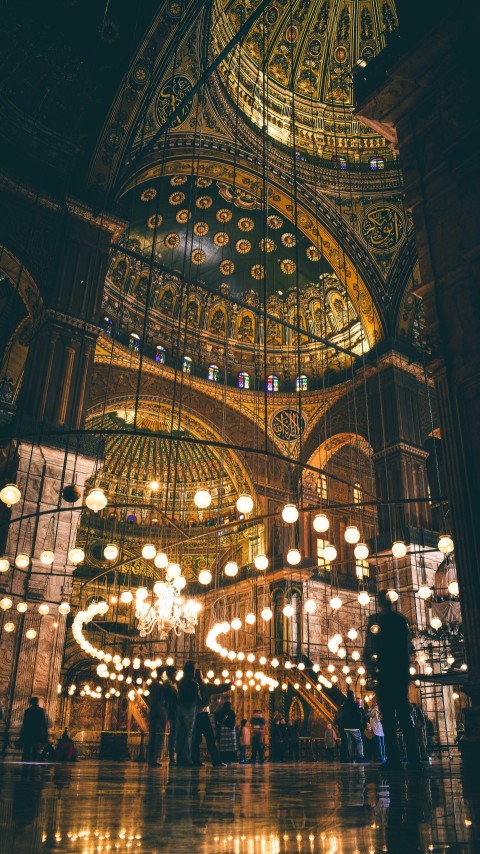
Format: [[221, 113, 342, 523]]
[[211, 0, 398, 158]]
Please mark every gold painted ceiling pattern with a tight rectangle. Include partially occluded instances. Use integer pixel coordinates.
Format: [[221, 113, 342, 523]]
[[211, 0, 398, 155]]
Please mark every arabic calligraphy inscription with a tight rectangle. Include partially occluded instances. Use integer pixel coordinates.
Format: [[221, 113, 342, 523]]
[[361, 206, 404, 250]]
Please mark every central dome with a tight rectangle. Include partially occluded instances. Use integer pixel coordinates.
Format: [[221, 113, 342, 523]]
[[211, 0, 398, 156]]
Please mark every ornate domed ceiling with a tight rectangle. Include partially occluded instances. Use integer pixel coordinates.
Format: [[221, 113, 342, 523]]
[[118, 173, 333, 299], [211, 0, 398, 156]]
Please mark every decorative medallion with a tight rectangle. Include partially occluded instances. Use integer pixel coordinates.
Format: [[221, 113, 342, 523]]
[[191, 248, 206, 265], [285, 26, 298, 43], [306, 245, 321, 261], [196, 195, 213, 209], [362, 46, 375, 62], [147, 214, 163, 229], [196, 177, 212, 188], [131, 62, 150, 87], [165, 232, 180, 249], [169, 191, 185, 205], [271, 409, 305, 442], [171, 175, 188, 186], [260, 238, 275, 253], [219, 260, 235, 276], [267, 214, 283, 229], [194, 222, 209, 236], [266, 6, 278, 25], [176, 209, 191, 224], [238, 217, 254, 232], [334, 45, 348, 64], [251, 264, 265, 280], [167, 1, 182, 18], [216, 208, 233, 223], [236, 239, 251, 254], [281, 232, 296, 247], [361, 206, 404, 249], [309, 39, 322, 57], [140, 188, 157, 202], [214, 232, 229, 246], [280, 259, 296, 275], [155, 75, 192, 128]]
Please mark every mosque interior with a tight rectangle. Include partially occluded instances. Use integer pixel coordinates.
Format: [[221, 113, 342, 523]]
[[0, 0, 480, 850]]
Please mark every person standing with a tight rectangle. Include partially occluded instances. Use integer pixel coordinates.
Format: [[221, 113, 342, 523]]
[[20, 697, 48, 762], [324, 723, 337, 761], [287, 718, 300, 762], [364, 590, 421, 769], [216, 700, 237, 764], [148, 675, 169, 767], [176, 660, 201, 766], [368, 700, 386, 763], [163, 666, 178, 766], [239, 718, 250, 763], [410, 702, 429, 762], [250, 709, 266, 763], [192, 670, 228, 767], [339, 690, 368, 763], [271, 713, 288, 762]]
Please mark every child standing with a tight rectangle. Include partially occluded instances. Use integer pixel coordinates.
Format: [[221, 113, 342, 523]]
[[239, 718, 251, 763]]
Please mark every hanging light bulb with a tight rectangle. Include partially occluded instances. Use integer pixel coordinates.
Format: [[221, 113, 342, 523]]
[[25, 628, 37, 640], [283, 603, 294, 618], [40, 549, 55, 566], [261, 607, 273, 621], [282, 503, 299, 524], [225, 561, 238, 577], [386, 589, 399, 603], [0, 597, 13, 610], [448, 580, 459, 596], [135, 587, 149, 601], [142, 543, 156, 560], [236, 494, 254, 514], [4, 622, 15, 633], [330, 596, 342, 610], [418, 585, 432, 600], [15, 553, 30, 569], [120, 590, 133, 604], [347, 628, 357, 641], [323, 544, 337, 562], [38, 603, 50, 616], [254, 554, 269, 570], [438, 534, 454, 555], [0, 483, 21, 507], [287, 548, 301, 565], [231, 617, 242, 630], [313, 513, 329, 533], [173, 575, 187, 591], [392, 541, 407, 559], [68, 547, 85, 565], [358, 591, 371, 607], [304, 599, 317, 614], [430, 617, 442, 630], [85, 488, 107, 513], [154, 551, 169, 569], [351, 650, 360, 661], [245, 612, 256, 625], [0, 557, 9, 573], [198, 569, 212, 585], [166, 563, 182, 580], [104, 544, 119, 561], [58, 602, 71, 616], [345, 525, 360, 544], [194, 488, 211, 509], [17, 602, 28, 613], [354, 542, 369, 561]]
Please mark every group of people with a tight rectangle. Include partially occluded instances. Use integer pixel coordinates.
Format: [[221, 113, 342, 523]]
[[148, 659, 267, 767], [19, 697, 77, 763], [270, 714, 301, 762]]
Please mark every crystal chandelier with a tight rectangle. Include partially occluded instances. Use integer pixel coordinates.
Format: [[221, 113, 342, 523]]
[[134, 581, 201, 638]]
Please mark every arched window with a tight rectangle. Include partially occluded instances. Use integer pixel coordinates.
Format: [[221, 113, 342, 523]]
[[208, 364, 220, 382], [238, 371, 250, 389], [332, 155, 347, 170], [369, 156, 385, 170], [296, 374, 308, 391], [155, 345, 166, 364], [267, 374, 279, 393], [316, 473, 327, 500], [103, 316, 113, 336], [353, 481, 363, 505], [129, 333, 140, 351], [182, 356, 192, 374]]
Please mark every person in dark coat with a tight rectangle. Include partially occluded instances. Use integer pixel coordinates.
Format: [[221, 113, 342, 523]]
[[271, 713, 288, 761], [20, 697, 48, 761], [339, 690, 368, 762], [176, 660, 201, 766], [364, 589, 420, 769], [288, 718, 301, 761], [55, 728, 77, 762], [215, 700, 237, 764], [163, 666, 178, 766], [148, 676, 169, 767], [192, 670, 229, 767]]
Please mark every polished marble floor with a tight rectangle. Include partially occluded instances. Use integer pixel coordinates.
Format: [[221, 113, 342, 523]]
[[0, 760, 478, 854]]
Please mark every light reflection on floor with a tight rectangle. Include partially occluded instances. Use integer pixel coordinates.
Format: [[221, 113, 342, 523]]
[[0, 761, 478, 853]]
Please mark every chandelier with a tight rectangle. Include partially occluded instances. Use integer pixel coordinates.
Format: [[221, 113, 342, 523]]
[[134, 581, 201, 638]]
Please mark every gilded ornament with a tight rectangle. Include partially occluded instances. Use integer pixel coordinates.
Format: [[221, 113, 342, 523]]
[[196, 177, 212, 187], [281, 233, 296, 247], [171, 175, 187, 185], [238, 217, 254, 232], [176, 209, 191, 223], [194, 222, 209, 236], [280, 259, 296, 275], [140, 188, 157, 202], [251, 264, 265, 280], [219, 259, 235, 275], [169, 191, 185, 205], [214, 232, 229, 246], [191, 248, 206, 265], [196, 195, 213, 209], [306, 245, 321, 261], [147, 214, 163, 229], [216, 208, 232, 223], [236, 239, 251, 254], [260, 238, 275, 253], [165, 232, 181, 249], [267, 214, 283, 229]]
